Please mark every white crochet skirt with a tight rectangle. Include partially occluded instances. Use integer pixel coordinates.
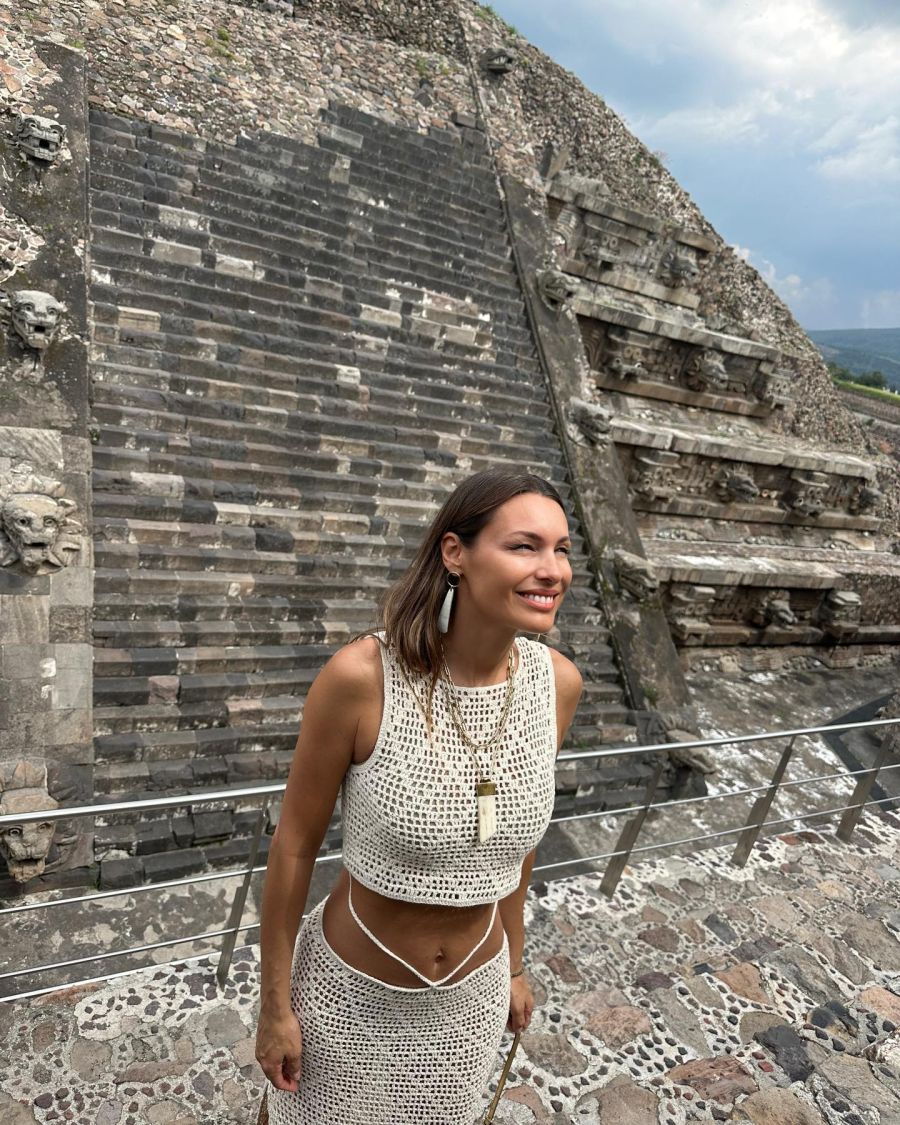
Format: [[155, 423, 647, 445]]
[[266, 897, 511, 1125]]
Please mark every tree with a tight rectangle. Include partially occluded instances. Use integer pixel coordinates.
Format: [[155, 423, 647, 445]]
[[854, 370, 888, 389]]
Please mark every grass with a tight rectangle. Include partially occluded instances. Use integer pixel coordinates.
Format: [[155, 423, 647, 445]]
[[475, 3, 519, 37], [835, 379, 900, 405]]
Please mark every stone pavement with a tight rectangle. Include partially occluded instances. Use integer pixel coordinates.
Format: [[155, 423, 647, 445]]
[[1, 812, 899, 1124]]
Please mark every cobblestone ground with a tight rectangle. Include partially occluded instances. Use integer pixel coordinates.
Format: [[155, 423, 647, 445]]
[[0, 813, 898, 1125]]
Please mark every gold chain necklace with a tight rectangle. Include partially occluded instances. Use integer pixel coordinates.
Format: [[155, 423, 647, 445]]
[[394, 646, 519, 844], [439, 645, 518, 844]]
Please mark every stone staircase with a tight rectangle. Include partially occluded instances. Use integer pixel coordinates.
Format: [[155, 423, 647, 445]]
[[86, 105, 643, 881]]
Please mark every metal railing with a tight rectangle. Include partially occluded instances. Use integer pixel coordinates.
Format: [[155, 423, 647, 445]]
[[0, 715, 898, 1003]]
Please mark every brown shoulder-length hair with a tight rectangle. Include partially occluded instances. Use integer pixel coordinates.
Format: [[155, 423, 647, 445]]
[[360, 468, 567, 682]]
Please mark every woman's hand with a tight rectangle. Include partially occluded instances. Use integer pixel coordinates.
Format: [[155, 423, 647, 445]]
[[256, 1009, 303, 1093], [507, 975, 534, 1033]]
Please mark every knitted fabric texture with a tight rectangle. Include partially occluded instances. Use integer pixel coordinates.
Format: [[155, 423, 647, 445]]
[[266, 898, 511, 1125], [340, 635, 558, 906]]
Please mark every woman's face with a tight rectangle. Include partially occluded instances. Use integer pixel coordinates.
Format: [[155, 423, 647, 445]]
[[444, 493, 573, 632]]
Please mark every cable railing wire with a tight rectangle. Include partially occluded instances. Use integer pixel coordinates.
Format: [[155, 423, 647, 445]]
[[0, 714, 897, 1001]]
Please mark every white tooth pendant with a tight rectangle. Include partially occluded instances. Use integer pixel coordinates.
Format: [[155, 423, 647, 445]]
[[438, 572, 461, 634]]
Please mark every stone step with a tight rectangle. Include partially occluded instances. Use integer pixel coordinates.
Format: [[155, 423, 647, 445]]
[[93, 493, 584, 548], [91, 562, 600, 603], [89, 401, 565, 477], [90, 200, 521, 326], [89, 447, 570, 514], [91, 426, 567, 507], [89, 278, 535, 381], [91, 363, 551, 444], [95, 517, 408, 557], [89, 328, 549, 409], [89, 243, 536, 357], [90, 291, 537, 394], [90, 126, 508, 237], [89, 189, 521, 316], [89, 151, 514, 271], [94, 642, 335, 678], [89, 130, 507, 250]]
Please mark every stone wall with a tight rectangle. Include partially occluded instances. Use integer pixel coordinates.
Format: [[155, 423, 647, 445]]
[[0, 32, 93, 893]]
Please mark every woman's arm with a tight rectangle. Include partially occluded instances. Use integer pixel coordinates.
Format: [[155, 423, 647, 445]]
[[503, 649, 583, 1032], [255, 637, 381, 1091]]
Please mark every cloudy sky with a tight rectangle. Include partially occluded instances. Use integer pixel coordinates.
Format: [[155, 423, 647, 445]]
[[491, 0, 899, 331]]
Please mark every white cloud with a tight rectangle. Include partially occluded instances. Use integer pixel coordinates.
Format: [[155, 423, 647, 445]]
[[860, 290, 900, 330], [568, 0, 900, 186]]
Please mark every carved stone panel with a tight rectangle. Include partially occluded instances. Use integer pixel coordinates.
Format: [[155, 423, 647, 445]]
[[818, 589, 862, 641], [566, 397, 611, 447], [666, 583, 716, 644], [1, 289, 65, 352], [14, 113, 67, 164], [781, 470, 830, 518], [612, 548, 659, 601], [536, 269, 577, 314], [579, 314, 788, 416], [0, 760, 58, 884], [547, 179, 716, 308], [630, 449, 681, 502], [480, 47, 517, 75], [0, 468, 83, 575]]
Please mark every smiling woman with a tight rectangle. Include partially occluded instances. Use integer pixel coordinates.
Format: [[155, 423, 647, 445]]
[[255, 468, 583, 1125]]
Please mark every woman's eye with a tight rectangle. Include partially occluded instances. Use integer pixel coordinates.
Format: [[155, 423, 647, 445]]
[[511, 544, 533, 551], [556, 547, 571, 555]]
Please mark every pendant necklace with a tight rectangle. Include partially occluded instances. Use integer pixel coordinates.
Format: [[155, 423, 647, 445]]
[[394, 645, 518, 844], [439, 645, 517, 844]]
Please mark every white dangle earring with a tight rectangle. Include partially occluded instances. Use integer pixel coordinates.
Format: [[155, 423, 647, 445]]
[[437, 572, 461, 634]]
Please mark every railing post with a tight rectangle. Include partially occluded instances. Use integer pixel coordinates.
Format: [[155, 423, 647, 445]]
[[600, 751, 667, 898], [837, 738, 893, 842], [216, 796, 270, 988], [731, 735, 797, 866]]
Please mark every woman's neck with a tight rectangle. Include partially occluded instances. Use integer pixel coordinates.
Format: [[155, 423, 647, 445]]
[[440, 623, 518, 687]]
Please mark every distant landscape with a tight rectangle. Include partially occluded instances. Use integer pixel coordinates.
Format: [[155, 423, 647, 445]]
[[808, 327, 900, 390]]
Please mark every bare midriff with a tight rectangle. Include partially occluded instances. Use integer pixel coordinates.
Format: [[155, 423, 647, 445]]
[[321, 867, 504, 988]]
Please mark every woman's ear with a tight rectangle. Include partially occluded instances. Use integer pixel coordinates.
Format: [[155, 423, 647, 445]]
[[440, 531, 464, 573]]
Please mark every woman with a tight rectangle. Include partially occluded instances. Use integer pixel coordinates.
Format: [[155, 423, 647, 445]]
[[255, 468, 583, 1124]]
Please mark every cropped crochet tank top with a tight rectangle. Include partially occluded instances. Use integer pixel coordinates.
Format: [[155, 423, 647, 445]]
[[340, 634, 558, 907]]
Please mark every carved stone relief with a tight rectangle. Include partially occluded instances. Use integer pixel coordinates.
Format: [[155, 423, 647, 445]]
[[666, 583, 716, 644], [566, 397, 611, 447], [818, 589, 861, 641], [14, 113, 66, 164], [849, 483, 883, 516], [751, 590, 797, 628], [683, 348, 729, 393], [714, 467, 760, 504], [781, 470, 830, 518], [0, 469, 84, 575], [604, 326, 650, 381], [480, 48, 517, 75], [536, 270, 577, 315], [630, 449, 680, 502], [658, 246, 700, 289], [1, 289, 64, 352], [611, 548, 659, 601], [752, 366, 795, 410], [0, 761, 58, 883]]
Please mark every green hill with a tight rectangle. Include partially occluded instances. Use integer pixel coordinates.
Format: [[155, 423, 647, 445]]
[[809, 328, 900, 389]]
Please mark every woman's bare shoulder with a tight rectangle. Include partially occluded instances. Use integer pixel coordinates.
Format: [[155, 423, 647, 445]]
[[316, 633, 384, 698], [547, 646, 583, 707]]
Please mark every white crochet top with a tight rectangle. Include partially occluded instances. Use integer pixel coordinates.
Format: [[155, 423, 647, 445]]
[[340, 634, 558, 906]]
